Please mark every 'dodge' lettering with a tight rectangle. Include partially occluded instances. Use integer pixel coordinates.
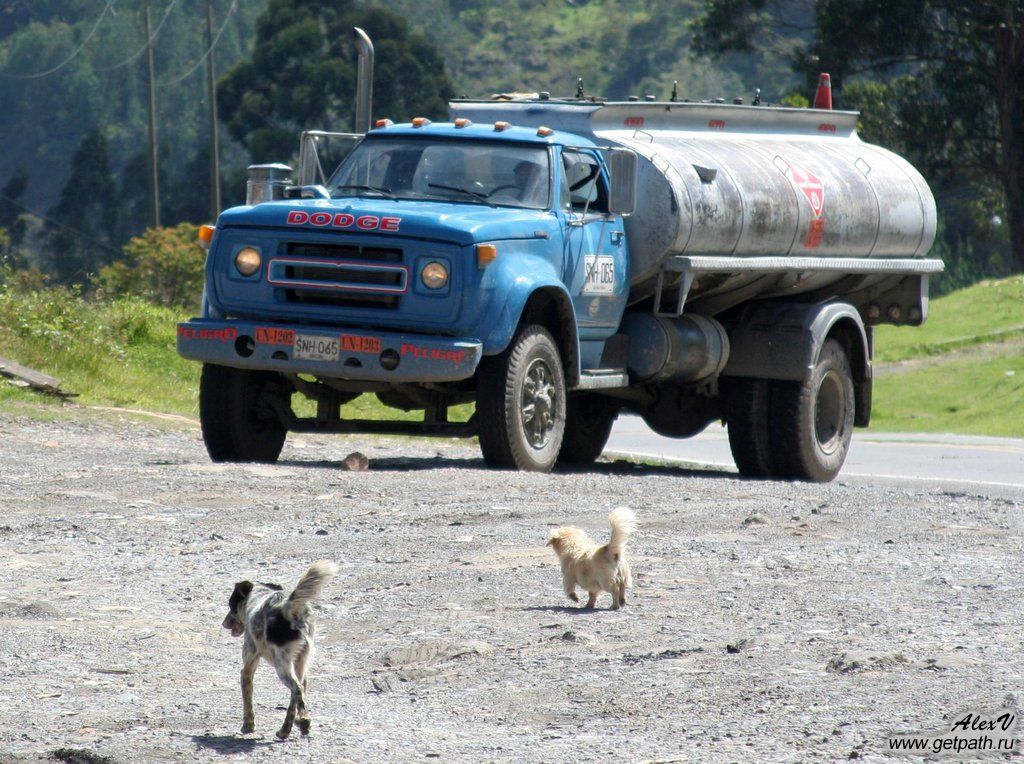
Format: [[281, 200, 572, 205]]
[[286, 210, 401, 232]]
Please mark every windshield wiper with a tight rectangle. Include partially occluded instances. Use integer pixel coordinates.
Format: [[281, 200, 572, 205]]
[[333, 184, 396, 199], [427, 183, 496, 208]]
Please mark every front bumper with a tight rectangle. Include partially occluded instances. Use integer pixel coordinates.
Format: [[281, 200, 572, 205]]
[[177, 319, 482, 382]]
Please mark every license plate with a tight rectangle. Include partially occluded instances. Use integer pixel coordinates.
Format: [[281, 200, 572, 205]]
[[341, 334, 382, 354], [583, 254, 616, 294], [293, 334, 339, 361]]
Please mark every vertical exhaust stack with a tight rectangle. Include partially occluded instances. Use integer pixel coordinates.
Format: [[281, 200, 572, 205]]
[[353, 27, 374, 134]]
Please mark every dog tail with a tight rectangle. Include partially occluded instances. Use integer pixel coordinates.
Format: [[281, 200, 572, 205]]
[[285, 560, 338, 621], [606, 507, 637, 557]]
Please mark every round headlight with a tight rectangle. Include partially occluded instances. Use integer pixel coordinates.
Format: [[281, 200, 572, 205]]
[[235, 246, 262, 276], [421, 261, 449, 289]]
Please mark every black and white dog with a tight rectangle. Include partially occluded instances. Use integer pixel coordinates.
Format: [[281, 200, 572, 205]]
[[222, 561, 337, 739]]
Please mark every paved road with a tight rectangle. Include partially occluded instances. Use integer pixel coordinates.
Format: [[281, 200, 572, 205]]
[[606, 415, 1024, 498]]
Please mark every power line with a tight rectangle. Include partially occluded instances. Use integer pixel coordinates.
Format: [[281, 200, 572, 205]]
[[0, 1, 114, 80], [92, 0, 179, 73], [157, 0, 237, 87]]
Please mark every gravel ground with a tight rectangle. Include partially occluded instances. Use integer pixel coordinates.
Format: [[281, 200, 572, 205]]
[[0, 409, 1022, 763]]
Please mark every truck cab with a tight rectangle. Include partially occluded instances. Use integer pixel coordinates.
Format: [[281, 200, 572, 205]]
[[178, 119, 638, 472]]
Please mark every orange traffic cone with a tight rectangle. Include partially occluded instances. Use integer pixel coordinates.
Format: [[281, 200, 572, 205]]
[[813, 73, 832, 110]]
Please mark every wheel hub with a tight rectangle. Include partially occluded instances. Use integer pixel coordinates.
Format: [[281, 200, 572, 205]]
[[815, 370, 847, 454], [521, 360, 557, 449]]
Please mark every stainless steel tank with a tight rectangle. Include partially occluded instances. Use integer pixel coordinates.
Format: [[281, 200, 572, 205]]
[[450, 100, 937, 304]]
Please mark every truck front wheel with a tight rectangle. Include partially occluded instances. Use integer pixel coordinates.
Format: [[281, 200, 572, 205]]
[[199, 363, 288, 463], [557, 394, 620, 467], [769, 339, 855, 482], [477, 325, 566, 472]]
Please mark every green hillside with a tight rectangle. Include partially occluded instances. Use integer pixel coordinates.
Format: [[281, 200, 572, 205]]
[[379, 0, 799, 102], [870, 277, 1024, 437]]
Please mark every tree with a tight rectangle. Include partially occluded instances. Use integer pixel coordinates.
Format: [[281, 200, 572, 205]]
[[41, 128, 120, 285], [0, 167, 28, 249], [692, 0, 1024, 276], [217, 0, 454, 163]]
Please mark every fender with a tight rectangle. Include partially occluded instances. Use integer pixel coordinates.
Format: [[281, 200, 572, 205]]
[[478, 251, 580, 385], [723, 300, 872, 424]]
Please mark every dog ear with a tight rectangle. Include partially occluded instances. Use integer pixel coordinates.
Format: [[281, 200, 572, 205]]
[[261, 582, 284, 591], [228, 580, 254, 610]]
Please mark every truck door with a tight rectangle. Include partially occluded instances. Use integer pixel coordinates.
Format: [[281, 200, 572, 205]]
[[559, 149, 625, 334]]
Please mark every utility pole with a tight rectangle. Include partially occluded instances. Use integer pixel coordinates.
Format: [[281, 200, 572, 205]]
[[144, 0, 161, 228], [206, 0, 222, 220]]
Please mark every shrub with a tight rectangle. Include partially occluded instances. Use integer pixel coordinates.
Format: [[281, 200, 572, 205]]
[[98, 224, 206, 308]]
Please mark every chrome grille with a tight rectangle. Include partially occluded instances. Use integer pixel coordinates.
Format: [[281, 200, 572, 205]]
[[272, 242, 407, 309]]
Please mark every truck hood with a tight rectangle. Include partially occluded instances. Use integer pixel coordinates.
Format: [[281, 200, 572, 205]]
[[216, 199, 558, 245]]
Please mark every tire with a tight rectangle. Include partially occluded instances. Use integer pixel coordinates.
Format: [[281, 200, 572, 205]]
[[199, 363, 288, 463], [557, 394, 620, 467], [477, 325, 566, 472], [725, 377, 776, 479], [769, 339, 855, 482]]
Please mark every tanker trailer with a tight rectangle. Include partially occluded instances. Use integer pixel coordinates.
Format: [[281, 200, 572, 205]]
[[451, 96, 942, 481]]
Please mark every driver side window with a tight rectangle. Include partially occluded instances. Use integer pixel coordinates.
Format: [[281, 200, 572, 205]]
[[560, 150, 608, 214]]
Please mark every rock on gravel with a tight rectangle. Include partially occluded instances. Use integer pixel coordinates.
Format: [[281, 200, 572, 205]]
[[0, 410, 1022, 762]]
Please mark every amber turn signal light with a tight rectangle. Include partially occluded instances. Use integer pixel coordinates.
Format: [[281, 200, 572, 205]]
[[476, 243, 498, 268], [198, 224, 215, 247]]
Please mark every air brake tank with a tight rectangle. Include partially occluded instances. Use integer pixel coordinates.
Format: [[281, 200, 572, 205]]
[[449, 99, 938, 303]]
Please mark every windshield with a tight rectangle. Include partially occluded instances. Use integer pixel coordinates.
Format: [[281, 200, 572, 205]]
[[328, 137, 551, 210]]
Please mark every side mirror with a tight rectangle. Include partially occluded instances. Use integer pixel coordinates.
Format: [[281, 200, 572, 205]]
[[298, 131, 363, 186], [606, 149, 637, 217]]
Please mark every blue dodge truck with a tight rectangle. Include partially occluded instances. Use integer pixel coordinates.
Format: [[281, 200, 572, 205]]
[[179, 52, 942, 481]]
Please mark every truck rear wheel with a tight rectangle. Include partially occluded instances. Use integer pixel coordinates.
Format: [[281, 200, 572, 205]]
[[477, 325, 566, 472], [769, 339, 855, 482], [557, 394, 619, 467], [725, 377, 776, 479], [199, 363, 288, 463]]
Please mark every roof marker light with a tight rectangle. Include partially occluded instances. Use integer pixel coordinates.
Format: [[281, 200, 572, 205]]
[[412, 117, 432, 127], [454, 118, 472, 128], [374, 118, 393, 129], [536, 126, 554, 137], [493, 121, 511, 132]]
